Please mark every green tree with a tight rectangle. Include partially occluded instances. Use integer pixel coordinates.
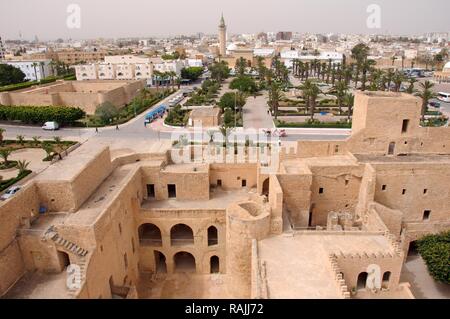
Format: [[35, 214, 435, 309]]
[[181, 67, 204, 81], [333, 81, 349, 115], [268, 83, 284, 120], [95, 102, 119, 124], [406, 78, 417, 95], [416, 81, 437, 121], [229, 76, 258, 93], [218, 92, 246, 111], [0, 64, 26, 86], [235, 57, 248, 76], [42, 142, 54, 159], [209, 61, 230, 82], [343, 93, 355, 122], [417, 231, 450, 284]]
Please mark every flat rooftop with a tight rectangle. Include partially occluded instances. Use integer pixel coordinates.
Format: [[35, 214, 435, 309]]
[[142, 187, 256, 210], [354, 154, 450, 164], [258, 233, 393, 299]]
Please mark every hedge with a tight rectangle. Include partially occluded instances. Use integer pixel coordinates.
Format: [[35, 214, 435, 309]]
[[0, 105, 86, 124], [0, 74, 75, 92], [0, 170, 32, 192], [276, 120, 352, 128], [417, 231, 450, 284]]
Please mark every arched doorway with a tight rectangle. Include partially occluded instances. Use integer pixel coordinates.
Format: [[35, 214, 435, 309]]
[[170, 224, 194, 246], [357, 272, 368, 290], [57, 251, 70, 271], [382, 271, 391, 288], [154, 251, 167, 273], [208, 226, 218, 246], [262, 178, 270, 196], [210, 256, 220, 273], [173, 252, 196, 273], [138, 223, 162, 246]]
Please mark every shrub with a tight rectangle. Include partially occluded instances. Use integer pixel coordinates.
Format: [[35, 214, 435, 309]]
[[417, 231, 450, 284], [0, 105, 85, 124], [0, 170, 32, 192], [95, 102, 119, 124], [164, 105, 188, 126]]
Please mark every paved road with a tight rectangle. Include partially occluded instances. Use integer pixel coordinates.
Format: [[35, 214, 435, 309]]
[[243, 94, 275, 129]]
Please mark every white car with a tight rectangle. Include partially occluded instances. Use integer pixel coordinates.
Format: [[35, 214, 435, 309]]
[[1, 186, 21, 200], [42, 121, 60, 131]]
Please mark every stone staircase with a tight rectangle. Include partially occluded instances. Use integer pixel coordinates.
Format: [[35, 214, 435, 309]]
[[43, 226, 88, 257]]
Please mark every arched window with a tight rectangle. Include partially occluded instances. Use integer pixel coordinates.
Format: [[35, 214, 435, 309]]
[[154, 251, 167, 273], [382, 271, 391, 288], [262, 178, 270, 196], [171, 224, 194, 246], [210, 256, 220, 273], [208, 226, 218, 246], [173, 251, 196, 273], [357, 272, 368, 290], [138, 223, 162, 246]]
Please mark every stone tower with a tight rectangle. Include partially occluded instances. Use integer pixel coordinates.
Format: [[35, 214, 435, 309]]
[[218, 14, 227, 57]]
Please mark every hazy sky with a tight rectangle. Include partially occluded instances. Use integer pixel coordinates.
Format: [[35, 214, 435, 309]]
[[1, 0, 449, 40]]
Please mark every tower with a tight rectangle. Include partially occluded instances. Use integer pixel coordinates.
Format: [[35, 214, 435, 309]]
[[218, 14, 227, 57]]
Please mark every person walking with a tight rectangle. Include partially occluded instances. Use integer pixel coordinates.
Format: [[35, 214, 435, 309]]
[[95, 127, 98, 133], [116, 125, 119, 131]]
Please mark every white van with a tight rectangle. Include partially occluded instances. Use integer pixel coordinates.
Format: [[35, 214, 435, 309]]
[[437, 92, 450, 103], [42, 121, 60, 131]]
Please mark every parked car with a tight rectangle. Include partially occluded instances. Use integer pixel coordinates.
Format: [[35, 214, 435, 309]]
[[1, 186, 21, 200], [429, 101, 441, 108], [42, 121, 59, 131]]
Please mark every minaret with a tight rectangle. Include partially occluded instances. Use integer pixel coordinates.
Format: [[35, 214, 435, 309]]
[[218, 14, 227, 57]]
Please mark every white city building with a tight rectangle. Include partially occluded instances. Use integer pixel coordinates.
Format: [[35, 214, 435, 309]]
[[280, 50, 343, 68], [5, 60, 54, 81]]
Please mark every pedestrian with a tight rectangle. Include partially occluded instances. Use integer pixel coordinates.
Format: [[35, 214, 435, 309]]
[[95, 127, 98, 133], [116, 125, 119, 131], [144, 121, 147, 127]]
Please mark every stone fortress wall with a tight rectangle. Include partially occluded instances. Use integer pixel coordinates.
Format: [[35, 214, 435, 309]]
[[0, 91, 449, 299], [0, 80, 145, 115]]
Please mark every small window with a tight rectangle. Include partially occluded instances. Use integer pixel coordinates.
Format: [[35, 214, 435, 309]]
[[168, 184, 176, 198], [402, 119, 409, 133], [423, 189, 428, 195], [345, 179, 349, 186], [242, 180, 247, 187], [382, 185, 387, 191], [118, 223, 122, 235], [334, 145, 339, 153], [402, 189, 406, 195], [319, 187, 324, 194], [423, 210, 431, 221]]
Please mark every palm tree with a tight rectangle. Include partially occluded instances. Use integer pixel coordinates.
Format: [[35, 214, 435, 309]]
[[301, 80, 321, 120], [49, 61, 57, 76], [32, 62, 39, 81], [40, 62, 46, 79], [0, 128, 5, 144], [392, 72, 405, 92], [369, 69, 383, 91], [32, 136, 41, 147], [401, 54, 406, 70], [416, 81, 437, 121], [219, 125, 233, 146], [16, 160, 30, 174], [16, 135, 25, 146], [0, 148, 12, 165], [268, 83, 284, 120], [360, 59, 376, 91], [334, 81, 349, 115], [343, 93, 355, 122], [406, 78, 417, 95], [385, 69, 394, 91], [391, 56, 397, 66]]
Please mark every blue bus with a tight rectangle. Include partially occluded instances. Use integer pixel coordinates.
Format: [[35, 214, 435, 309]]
[[145, 105, 167, 123]]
